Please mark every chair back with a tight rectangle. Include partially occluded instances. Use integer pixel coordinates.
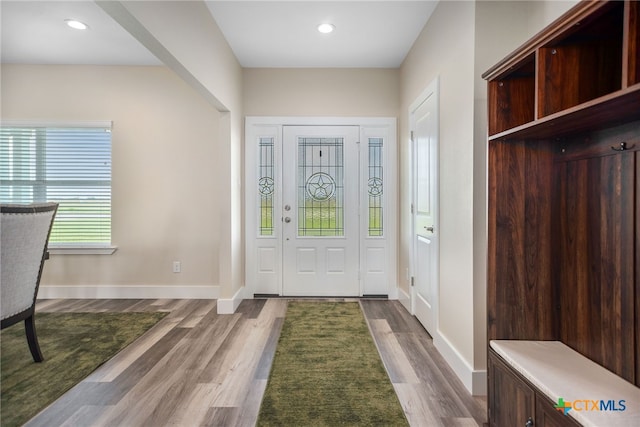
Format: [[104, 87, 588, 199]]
[[1, 203, 58, 321]]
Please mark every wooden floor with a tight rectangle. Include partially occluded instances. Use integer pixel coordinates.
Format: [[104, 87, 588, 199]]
[[25, 298, 487, 427]]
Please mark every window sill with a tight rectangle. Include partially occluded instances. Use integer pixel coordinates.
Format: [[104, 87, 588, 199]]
[[48, 245, 118, 255]]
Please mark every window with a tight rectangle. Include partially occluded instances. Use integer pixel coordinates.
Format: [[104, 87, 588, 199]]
[[0, 121, 112, 248]]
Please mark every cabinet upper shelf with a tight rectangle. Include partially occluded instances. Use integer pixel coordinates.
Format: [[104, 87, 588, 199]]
[[483, 0, 640, 140], [487, 84, 640, 141]]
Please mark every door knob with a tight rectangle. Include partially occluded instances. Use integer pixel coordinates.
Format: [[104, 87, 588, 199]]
[[425, 226, 434, 232], [284, 217, 291, 223]]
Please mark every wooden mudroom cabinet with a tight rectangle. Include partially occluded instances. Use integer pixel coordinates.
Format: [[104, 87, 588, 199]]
[[484, 0, 640, 426], [488, 349, 580, 427]]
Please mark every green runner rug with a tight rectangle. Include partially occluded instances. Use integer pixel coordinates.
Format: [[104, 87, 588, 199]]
[[1, 311, 167, 427], [258, 301, 408, 426]]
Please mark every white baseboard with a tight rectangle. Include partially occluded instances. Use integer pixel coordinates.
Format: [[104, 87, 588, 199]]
[[217, 286, 245, 314], [397, 286, 412, 314], [387, 284, 399, 300], [434, 331, 487, 396], [472, 367, 488, 396], [38, 285, 219, 300]]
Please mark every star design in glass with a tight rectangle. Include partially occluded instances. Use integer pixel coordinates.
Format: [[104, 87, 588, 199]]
[[258, 177, 274, 196], [306, 172, 336, 201], [368, 177, 383, 196]]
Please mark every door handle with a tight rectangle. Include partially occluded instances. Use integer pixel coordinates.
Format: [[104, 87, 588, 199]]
[[284, 217, 291, 223], [425, 226, 434, 232]]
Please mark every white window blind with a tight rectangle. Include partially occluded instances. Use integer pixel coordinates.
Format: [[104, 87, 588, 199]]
[[0, 121, 112, 247]]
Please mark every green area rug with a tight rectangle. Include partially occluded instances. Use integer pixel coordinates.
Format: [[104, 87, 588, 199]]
[[1, 311, 167, 427], [258, 301, 408, 426]]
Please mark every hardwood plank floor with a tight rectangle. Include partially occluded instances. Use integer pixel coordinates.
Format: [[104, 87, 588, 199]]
[[22, 298, 487, 427]]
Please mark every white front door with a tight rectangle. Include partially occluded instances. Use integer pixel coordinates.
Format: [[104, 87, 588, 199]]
[[282, 126, 360, 296], [411, 81, 439, 335], [245, 117, 397, 299]]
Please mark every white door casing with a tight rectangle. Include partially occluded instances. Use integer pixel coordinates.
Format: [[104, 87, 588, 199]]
[[410, 79, 439, 336], [245, 117, 397, 298]]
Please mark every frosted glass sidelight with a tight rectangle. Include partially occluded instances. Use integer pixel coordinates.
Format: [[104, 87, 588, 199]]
[[258, 137, 274, 236], [368, 138, 383, 236]]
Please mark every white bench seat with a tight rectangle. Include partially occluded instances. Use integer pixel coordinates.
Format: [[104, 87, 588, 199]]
[[490, 340, 640, 427]]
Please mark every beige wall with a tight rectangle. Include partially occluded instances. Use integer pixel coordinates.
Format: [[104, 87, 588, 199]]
[[471, 0, 579, 373], [526, 0, 580, 34], [400, 0, 579, 394], [243, 68, 399, 117], [400, 0, 477, 383], [2, 0, 245, 303], [1, 64, 223, 292], [104, 0, 245, 301]]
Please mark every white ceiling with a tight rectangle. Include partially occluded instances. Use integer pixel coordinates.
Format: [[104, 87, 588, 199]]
[[205, 1, 439, 68], [1, 1, 438, 68], [0, 1, 162, 66]]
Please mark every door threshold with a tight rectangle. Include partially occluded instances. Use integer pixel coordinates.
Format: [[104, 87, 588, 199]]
[[253, 294, 388, 300]]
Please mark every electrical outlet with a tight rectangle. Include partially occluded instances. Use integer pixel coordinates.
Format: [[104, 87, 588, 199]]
[[172, 261, 181, 273]]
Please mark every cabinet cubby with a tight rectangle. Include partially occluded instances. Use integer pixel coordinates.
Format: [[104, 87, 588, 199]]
[[484, 0, 638, 138], [487, 55, 535, 135], [538, 1, 623, 117], [628, 0, 640, 85]]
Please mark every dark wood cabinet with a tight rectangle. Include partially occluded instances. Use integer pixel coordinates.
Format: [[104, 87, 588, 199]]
[[488, 351, 534, 427], [535, 396, 579, 427], [626, 0, 640, 86], [484, 1, 640, 425], [488, 350, 580, 427]]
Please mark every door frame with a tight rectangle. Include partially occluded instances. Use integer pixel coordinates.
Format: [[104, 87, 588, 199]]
[[409, 78, 440, 331], [244, 117, 397, 298]]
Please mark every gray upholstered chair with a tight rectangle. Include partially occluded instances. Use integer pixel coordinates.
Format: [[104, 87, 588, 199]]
[[1, 203, 58, 362]]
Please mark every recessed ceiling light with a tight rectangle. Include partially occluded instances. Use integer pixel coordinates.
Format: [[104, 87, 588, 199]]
[[65, 19, 89, 30], [317, 23, 335, 34]]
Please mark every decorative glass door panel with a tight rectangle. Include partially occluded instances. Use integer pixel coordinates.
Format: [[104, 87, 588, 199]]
[[282, 126, 359, 296], [297, 137, 344, 236]]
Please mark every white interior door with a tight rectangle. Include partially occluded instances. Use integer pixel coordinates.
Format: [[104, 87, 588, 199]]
[[282, 126, 360, 296], [411, 83, 439, 335]]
